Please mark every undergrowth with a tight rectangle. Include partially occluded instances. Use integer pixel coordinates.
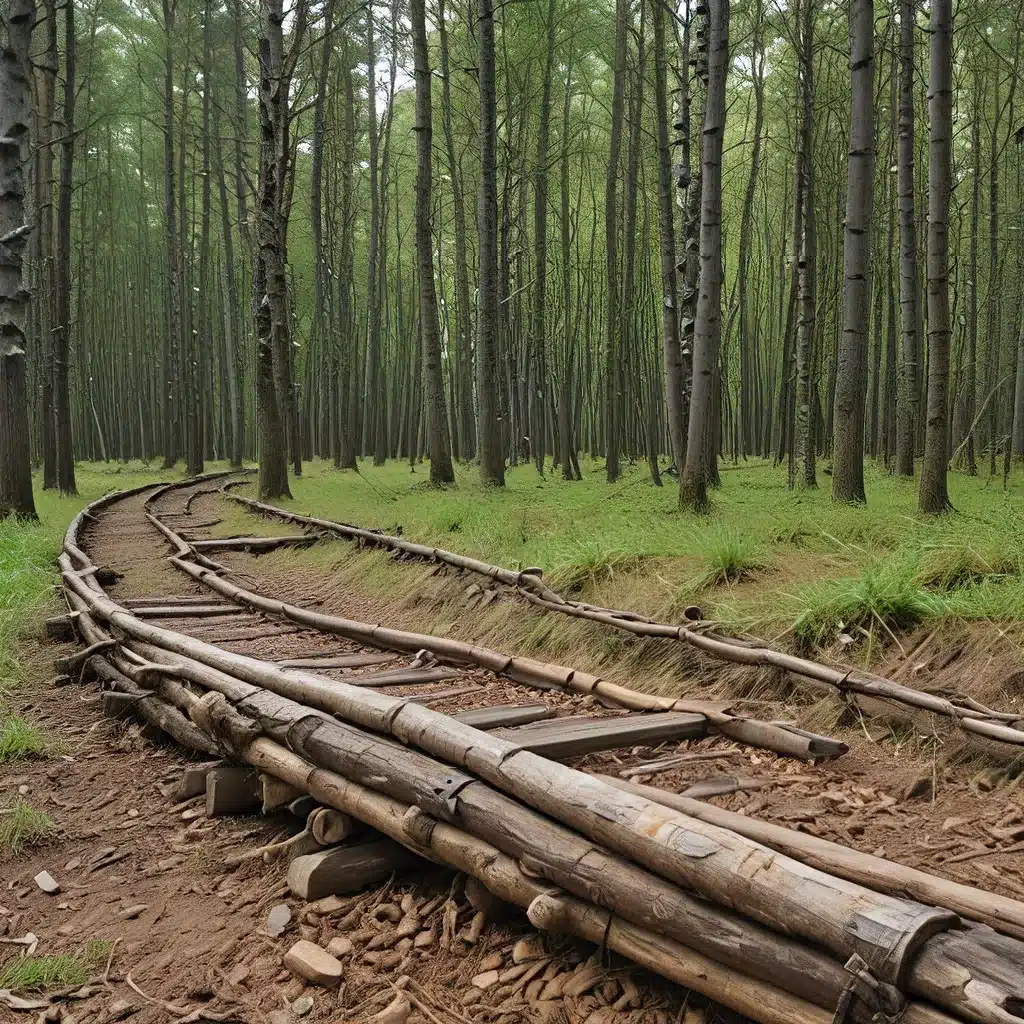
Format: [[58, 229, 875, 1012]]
[[0, 716, 51, 762], [0, 941, 111, 992], [0, 798, 57, 857]]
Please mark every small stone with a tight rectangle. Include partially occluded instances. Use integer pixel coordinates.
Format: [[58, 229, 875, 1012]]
[[34, 871, 60, 895], [282, 939, 343, 987], [326, 936, 353, 957], [56, 902, 70, 911], [471, 969, 500, 991], [64, 858, 81, 871], [56, 923, 76, 936], [413, 929, 434, 949], [267, 904, 293, 937], [18, 785, 29, 795], [479, 953, 503, 973], [512, 936, 545, 964], [119, 904, 148, 920], [226, 963, 250, 987], [290, 995, 314, 1017], [127, 809, 139, 818], [106, 999, 139, 1021], [297, 924, 319, 941], [310, 895, 347, 915], [461, 989, 483, 1007]]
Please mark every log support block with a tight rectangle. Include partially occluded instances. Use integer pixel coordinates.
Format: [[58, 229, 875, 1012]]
[[286, 839, 418, 900], [261, 773, 304, 814], [206, 763, 261, 816], [176, 761, 223, 803]]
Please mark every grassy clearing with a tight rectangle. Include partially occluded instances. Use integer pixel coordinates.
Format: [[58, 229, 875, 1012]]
[[0, 461, 234, 692], [0, 798, 57, 857], [239, 456, 1024, 648], [0, 941, 111, 992], [0, 716, 51, 762]]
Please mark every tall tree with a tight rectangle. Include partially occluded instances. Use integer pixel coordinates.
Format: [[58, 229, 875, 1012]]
[[603, 0, 628, 483], [0, 0, 36, 520], [160, 0, 180, 469], [53, 0, 76, 493], [410, 0, 454, 484], [476, 0, 504, 486], [679, 0, 728, 513], [895, 0, 920, 478], [918, 0, 953, 514], [832, 0, 874, 503], [653, 0, 683, 474]]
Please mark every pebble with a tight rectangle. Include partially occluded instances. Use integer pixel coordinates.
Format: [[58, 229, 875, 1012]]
[[267, 904, 292, 937], [34, 871, 60, 895], [512, 937, 545, 963], [471, 969, 500, 991], [119, 904, 148, 920], [282, 940, 343, 987], [479, 953, 503, 972], [290, 995, 314, 1017], [326, 936, 353, 957], [18, 785, 29, 795]]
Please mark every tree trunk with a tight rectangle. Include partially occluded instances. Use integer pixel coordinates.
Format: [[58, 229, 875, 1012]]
[[477, 0, 504, 486], [679, 0, 728, 513], [160, 0, 180, 469], [0, 0, 37, 520], [895, 0, 919, 477], [410, 0, 454, 484], [831, 0, 874, 504], [918, 0, 953, 514], [654, 0, 683, 476], [53, 0, 76, 493]]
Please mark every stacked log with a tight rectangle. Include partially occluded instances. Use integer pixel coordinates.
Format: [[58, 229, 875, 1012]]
[[225, 488, 1024, 748], [58, 483, 1024, 1024]]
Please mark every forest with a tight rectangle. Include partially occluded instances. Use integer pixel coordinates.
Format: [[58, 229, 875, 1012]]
[[0, 0, 1019, 517]]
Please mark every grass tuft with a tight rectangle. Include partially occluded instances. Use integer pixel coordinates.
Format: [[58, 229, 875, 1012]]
[[0, 798, 57, 857], [687, 528, 769, 591], [545, 540, 648, 594], [0, 941, 111, 992], [792, 559, 944, 648], [0, 716, 51, 762]]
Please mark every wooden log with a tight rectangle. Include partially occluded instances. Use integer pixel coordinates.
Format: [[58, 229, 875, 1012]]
[[286, 839, 417, 900], [132, 605, 247, 618], [190, 535, 315, 552], [604, 775, 1024, 941], [205, 763, 261, 816], [122, 596, 226, 608], [453, 704, 553, 730], [310, 808, 356, 845], [177, 763, 221, 802], [241, 737, 953, 1024], [63, 559, 955, 985], [261, 773, 304, 813], [330, 666, 462, 688], [494, 711, 707, 758], [45, 613, 78, 641], [276, 653, 400, 669]]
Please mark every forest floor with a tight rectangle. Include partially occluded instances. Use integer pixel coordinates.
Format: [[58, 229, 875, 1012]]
[[5, 457, 1024, 1024]]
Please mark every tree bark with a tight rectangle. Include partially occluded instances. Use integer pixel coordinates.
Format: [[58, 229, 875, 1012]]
[[679, 0, 728, 513], [895, 0, 919, 478], [411, 0, 455, 484], [0, 0, 37, 520], [832, 0, 874, 504], [476, 0, 504, 486], [918, 0, 953, 514]]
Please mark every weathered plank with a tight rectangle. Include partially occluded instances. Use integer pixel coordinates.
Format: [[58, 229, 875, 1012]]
[[286, 839, 417, 900], [454, 704, 553, 730], [493, 712, 707, 759]]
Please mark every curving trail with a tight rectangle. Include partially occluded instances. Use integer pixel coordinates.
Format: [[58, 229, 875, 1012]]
[[53, 476, 1024, 1024]]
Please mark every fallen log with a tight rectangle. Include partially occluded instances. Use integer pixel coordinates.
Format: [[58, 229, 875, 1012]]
[[605, 775, 1024, 941]]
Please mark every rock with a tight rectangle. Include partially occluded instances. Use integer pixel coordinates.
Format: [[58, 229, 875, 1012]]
[[105, 999, 139, 1021], [34, 871, 60, 895], [290, 995, 314, 1016], [297, 924, 319, 941], [226, 964, 250, 987], [64, 858, 81, 871], [119, 904, 148, 920], [326, 936, 353, 957], [471, 969, 500, 991], [479, 953, 503, 972], [310, 895, 347, 915], [282, 939, 343, 987], [267, 904, 293, 937], [512, 936, 545, 963], [18, 784, 29, 795], [413, 929, 434, 949], [461, 989, 483, 1007]]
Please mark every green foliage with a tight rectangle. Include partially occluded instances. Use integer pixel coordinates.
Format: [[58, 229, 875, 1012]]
[[687, 528, 769, 591], [791, 559, 944, 648], [0, 799, 57, 857], [0, 717, 51, 762], [0, 941, 110, 992]]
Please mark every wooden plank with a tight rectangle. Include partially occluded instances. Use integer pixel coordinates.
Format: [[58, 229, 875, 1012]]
[[132, 605, 247, 618], [329, 666, 461, 687], [276, 652, 399, 670], [493, 712, 707, 759], [206, 763, 261, 816], [190, 535, 314, 552], [454, 704, 554, 730], [286, 839, 419, 900]]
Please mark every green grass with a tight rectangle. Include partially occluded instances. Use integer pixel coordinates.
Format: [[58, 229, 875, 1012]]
[[0, 716, 51, 762], [0, 798, 57, 857], [0, 941, 111, 992], [237, 456, 1024, 648]]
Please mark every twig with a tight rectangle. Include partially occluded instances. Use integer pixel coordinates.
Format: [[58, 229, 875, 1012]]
[[125, 973, 190, 1015]]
